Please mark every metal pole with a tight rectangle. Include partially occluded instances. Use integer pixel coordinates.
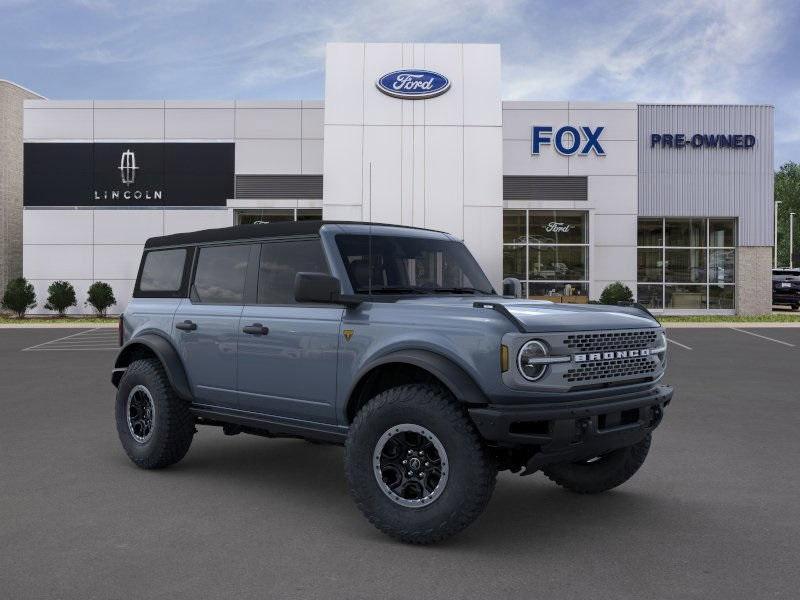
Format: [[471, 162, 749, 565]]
[[774, 201, 781, 267], [791, 213, 796, 269]]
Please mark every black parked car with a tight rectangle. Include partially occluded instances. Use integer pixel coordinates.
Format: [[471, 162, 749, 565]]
[[773, 269, 800, 310]]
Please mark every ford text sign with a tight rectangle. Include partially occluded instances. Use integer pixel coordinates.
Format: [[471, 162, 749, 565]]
[[376, 70, 450, 99], [532, 125, 605, 156]]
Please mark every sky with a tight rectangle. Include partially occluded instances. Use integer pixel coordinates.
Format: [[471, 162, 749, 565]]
[[1, 0, 799, 166]]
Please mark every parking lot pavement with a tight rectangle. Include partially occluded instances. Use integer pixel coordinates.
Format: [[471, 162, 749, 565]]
[[1, 327, 799, 600]]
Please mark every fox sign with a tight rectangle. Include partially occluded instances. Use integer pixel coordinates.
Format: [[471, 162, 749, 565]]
[[532, 125, 605, 156]]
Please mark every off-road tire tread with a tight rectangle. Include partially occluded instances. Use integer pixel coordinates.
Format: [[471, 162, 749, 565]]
[[116, 358, 194, 469], [542, 434, 651, 494], [345, 383, 496, 545]]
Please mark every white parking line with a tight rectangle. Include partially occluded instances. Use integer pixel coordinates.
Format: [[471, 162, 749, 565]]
[[729, 328, 796, 348], [22, 328, 118, 352], [667, 338, 693, 350]]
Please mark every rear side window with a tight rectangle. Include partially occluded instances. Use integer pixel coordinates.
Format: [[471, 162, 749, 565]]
[[138, 248, 188, 293], [258, 239, 330, 304], [192, 244, 251, 304]]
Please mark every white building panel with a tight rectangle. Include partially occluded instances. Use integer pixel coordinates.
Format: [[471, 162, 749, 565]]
[[164, 108, 235, 139], [235, 139, 301, 174], [363, 126, 402, 223], [587, 176, 638, 214], [235, 108, 301, 139], [464, 127, 503, 207], [464, 206, 503, 288], [568, 108, 637, 141], [93, 244, 144, 280], [93, 210, 163, 244], [363, 43, 403, 126], [568, 141, 637, 176], [93, 108, 164, 140], [163, 209, 231, 235], [503, 139, 568, 175], [424, 126, 463, 237], [591, 245, 637, 282], [321, 125, 362, 205], [324, 43, 364, 125], [24, 107, 93, 140], [463, 44, 502, 126], [502, 108, 570, 141], [301, 108, 324, 139], [24, 244, 93, 280], [593, 214, 638, 247], [23, 210, 92, 244], [301, 139, 324, 174]]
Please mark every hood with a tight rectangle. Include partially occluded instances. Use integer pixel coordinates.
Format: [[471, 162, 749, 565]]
[[393, 295, 660, 332]]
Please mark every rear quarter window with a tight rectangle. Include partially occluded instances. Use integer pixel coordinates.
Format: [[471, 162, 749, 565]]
[[135, 248, 191, 297]]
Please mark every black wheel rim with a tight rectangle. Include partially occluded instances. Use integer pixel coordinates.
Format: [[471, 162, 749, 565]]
[[127, 385, 155, 444], [373, 424, 449, 508]]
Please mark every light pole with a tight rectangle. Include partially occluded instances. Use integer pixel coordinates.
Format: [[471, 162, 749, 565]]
[[774, 200, 782, 267], [791, 212, 796, 269]]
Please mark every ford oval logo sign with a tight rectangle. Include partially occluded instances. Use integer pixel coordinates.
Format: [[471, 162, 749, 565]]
[[376, 70, 450, 99]]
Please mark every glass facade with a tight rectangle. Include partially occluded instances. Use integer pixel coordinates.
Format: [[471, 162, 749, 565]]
[[637, 218, 736, 310], [503, 210, 589, 300], [236, 208, 322, 225]]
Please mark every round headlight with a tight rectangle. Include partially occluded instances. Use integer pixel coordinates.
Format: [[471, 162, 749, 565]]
[[517, 340, 549, 381]]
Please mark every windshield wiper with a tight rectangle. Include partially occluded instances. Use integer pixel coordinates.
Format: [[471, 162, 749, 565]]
[[354, 286, 427, 295], [431, 287, 488, 294]]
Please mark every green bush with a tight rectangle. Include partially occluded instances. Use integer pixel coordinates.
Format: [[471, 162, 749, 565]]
[[1, 277, 37, 318], [599, 281, 634, 305], [44, 280, 77, 317], [86, 282, 116, 317]]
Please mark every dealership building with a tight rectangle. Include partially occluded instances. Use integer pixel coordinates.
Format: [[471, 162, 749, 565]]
[[1, 42, 774, 315]]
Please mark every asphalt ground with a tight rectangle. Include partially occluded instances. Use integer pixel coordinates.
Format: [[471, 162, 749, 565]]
[[1, 327, 798, 600]]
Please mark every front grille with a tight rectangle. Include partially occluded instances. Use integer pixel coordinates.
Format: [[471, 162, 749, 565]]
[[563, 330, 658, 353], [564, 356, 658, 383]]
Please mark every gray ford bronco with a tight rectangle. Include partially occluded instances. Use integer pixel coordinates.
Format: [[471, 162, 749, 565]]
[[113, 221, 672, 544]]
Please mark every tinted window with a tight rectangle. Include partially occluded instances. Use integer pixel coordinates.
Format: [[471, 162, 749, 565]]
[[258, 239, 329, 304], [335, 234, 494, 295], [193, 245, 250, 304], [139, 249, 187, 292]]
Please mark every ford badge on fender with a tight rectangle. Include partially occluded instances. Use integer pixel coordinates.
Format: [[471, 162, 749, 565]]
[[376, 69, 450, 99]]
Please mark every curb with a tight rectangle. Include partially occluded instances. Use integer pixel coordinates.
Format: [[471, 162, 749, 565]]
[[662, 322, 800, 328], [0, 323, 118, 329]]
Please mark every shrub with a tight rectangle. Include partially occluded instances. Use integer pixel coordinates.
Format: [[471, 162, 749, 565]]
[[1, 277, 37, 318], [86, 282, 116, 317], [599, 281, 634, 305], [44, 280, 77, 317]]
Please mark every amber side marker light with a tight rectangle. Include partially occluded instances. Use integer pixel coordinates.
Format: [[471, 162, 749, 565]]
[[500, 344, 509, 372]]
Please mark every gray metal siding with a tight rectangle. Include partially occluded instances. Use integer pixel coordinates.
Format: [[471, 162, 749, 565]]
[[235, 174, 323, 199], [503, 176, 587, 201], [638, 104, 774, 246]]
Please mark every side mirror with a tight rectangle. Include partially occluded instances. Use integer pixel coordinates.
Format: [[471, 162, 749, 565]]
[[295, 272, 341, 303], [502, 277, 523, 298]]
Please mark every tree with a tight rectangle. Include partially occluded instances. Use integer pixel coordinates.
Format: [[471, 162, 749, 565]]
[[44, 280, 77, 317], [86, 282, 116, 317], [775, 162, 800, 267], [600, 281, 634, 305], [1, 277, 37, 318]]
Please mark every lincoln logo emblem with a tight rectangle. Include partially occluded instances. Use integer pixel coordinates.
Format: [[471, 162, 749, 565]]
[[118, 149, 138, 186]]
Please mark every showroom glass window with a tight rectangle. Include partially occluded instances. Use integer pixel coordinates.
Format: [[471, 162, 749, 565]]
[[236, 208, 322, 225], [637, 218, 736, 310], [503, 210, 589, 299]]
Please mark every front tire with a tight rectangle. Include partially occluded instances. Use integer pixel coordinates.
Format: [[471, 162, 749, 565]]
[[345, 383, 496, 544], [115, 358, 195, 469], [542, 434, 652, 494]]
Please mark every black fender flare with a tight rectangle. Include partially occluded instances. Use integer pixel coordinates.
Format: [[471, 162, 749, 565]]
[[348, 348, 489, 409], [112, 333, 192, 401]]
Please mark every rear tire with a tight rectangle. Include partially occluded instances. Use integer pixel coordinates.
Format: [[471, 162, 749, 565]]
[[542, 434, 651, 494], [115, 358, 195, 469], [345, 383, 496, 544]]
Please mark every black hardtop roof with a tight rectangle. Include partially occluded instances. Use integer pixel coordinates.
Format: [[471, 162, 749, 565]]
[[143, 220, 445, 249]]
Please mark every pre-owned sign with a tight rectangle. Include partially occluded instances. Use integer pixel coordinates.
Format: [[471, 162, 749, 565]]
[[650, 133, 756, 149], [24, 142, 234, 207]]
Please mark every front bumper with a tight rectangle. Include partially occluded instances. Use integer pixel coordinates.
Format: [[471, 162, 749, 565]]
[[468, 384, 673, 469]]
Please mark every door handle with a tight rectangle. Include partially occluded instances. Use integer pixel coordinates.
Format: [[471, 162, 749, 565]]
[[242, 323, 269, 336], [175, 320, 197, 332]]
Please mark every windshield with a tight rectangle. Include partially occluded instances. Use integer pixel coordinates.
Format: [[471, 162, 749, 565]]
[[335, 234, 495, 295]]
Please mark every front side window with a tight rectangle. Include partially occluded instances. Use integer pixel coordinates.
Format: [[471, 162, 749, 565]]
[[503, 210, 589, 299], [336, 235, 494, 295], [139, 248, 187, 293], [258, 239, 330, 304], [192, 244, 250, 304]]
